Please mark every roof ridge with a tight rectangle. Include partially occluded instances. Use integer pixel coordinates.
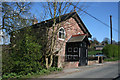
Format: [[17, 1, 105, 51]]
[[36, 11, 75, 24]]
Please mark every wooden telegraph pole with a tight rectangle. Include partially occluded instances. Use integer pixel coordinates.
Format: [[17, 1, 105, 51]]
[[110, 15, 112, 44]]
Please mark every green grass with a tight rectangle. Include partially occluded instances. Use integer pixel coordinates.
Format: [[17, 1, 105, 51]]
[[88, 50, 102, 55], [104, 57, 119, 61], [2, 67, 62, 79], [22, 67, 62, 78]]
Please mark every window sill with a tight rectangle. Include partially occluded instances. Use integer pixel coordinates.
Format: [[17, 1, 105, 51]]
[[58, 38, 65, 41]]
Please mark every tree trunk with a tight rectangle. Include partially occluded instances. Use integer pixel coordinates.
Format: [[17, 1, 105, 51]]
[[45, 55, 53, 69], [49, 55, 53, 68], [45, 56, 49, 69]]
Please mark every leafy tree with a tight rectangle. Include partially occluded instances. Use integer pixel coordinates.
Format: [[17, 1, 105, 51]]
[[102, 44, 118, 58], [10, 27, 44, 75], [112, 40, 117, 45], [2, 2, 45, 75], [102, 37, 110, 45], [89, 37, 99, 49]]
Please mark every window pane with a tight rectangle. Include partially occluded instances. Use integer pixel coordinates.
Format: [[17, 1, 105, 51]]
[[59, 32, 61, 38], [68, 48, 72, 52], [59, 28, 65, 39], [74, 47, 78, 52]]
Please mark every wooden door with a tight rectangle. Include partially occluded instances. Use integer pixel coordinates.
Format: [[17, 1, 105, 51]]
[[79, 48, 87, 66]]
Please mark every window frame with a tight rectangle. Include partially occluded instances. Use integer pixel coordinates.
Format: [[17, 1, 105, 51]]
[[58, 27, 66, 40], [68, 47, 72, 52], [74, 47, 78, 52]]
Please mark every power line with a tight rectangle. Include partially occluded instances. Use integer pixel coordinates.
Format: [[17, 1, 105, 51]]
[[70, 3, 119, 34]]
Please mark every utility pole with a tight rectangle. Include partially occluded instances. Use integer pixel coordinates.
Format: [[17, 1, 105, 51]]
[[110, 15, 112, 44]]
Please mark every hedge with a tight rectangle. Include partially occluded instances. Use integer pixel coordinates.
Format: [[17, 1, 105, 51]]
[[102, 44, 119, 58]]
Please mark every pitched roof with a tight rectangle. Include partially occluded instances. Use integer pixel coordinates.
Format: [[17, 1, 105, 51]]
[[67, 34, 86, 42], [33, 11, 92, 38]]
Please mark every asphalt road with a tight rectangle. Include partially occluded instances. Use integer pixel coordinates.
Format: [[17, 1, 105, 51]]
[[57, 62, 118, 78]]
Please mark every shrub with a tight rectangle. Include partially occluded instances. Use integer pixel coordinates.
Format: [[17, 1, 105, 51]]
[[2, 28, 45, 76], [102, 44, 118, 58]]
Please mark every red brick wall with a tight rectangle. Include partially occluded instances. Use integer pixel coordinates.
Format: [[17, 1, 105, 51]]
[[54, 17, 85, 68]]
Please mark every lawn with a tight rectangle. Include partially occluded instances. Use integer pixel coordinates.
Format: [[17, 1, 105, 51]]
[[88, 50, 102, 55], [104, 57, 119, 61]]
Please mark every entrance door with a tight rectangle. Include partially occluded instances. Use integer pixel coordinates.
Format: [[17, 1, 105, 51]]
[[79, 48, 87, 66]]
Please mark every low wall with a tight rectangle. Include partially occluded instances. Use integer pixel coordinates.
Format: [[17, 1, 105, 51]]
[[88, 60, 98, 65], [88, 56, 104, 65], [63, 62, 79, 69]]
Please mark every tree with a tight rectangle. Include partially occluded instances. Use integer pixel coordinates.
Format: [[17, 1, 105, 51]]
[[112, 40, 117, 45], [2, 2, 44, 75], [39, 2, 88, 68], [2, 2, 32, 45], [102, 37, 110, 45], [102, 44, 118, 58], [91, 37, 99, 45]]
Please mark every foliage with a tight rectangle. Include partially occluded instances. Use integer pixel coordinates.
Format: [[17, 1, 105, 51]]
[[104, 57, 119, 61], [102, 44, 118, 58], [2, 27, 45, 76], [89, 37, 100, 48], [102, 37, 110, 45], [2, 2, 33, 44], [88, 50, 102, 55], [2, 67, 62, 79]]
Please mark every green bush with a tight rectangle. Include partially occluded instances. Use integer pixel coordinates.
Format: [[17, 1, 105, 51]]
[[2, 28, 45, 76], [2, 67, 62, 79], [104, 57, 119, 61], [2, 73, 22, 79], [88, 50, 102, 55], [2, 27, 61, 78], [102, 44, 118, 58]]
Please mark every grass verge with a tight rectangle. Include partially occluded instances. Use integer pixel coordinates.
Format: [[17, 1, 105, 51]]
[[2, 67, 62, 79], [104, 57, 119, 61], [88, 50, 102, 55]]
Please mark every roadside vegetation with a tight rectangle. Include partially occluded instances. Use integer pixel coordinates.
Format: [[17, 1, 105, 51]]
[[88, 50, 102, 55], [102, 44, 119, 61], [3, 67, 62, 79], [88, 37, 119, 62], [88, 44, 119, 61], [2, 27, 62, 79]]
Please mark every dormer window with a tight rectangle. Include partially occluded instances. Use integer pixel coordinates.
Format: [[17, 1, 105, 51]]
[[58, 27, 65, 40]]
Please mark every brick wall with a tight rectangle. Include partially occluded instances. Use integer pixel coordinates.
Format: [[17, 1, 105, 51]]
[[54, 17, 85, 68]]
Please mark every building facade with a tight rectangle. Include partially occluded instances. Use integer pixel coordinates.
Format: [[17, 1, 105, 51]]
[[10, 11, 92, 68]]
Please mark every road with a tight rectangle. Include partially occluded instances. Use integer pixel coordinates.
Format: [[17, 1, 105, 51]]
[[56, 62, 118, 78]]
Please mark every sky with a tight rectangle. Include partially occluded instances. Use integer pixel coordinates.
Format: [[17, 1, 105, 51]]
[[0, 2, 119, 45], [80, 2, 118, 42], [30, 2, 118, 43]]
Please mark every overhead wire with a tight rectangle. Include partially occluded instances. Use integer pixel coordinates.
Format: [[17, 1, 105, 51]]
[[70, 3, 119, 34]]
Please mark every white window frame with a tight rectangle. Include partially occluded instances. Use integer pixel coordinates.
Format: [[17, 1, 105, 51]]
[[68, 47, 72, 52], [74, 47, 78, 52], [58, 27, 66, 40], [80, 43, 82, 47], [85, 42, 86, 47]]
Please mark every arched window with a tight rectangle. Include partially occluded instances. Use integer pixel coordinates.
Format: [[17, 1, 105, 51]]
[[58, 27, 65, 39]]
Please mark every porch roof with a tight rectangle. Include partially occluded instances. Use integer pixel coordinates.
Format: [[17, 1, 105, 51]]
[[67, 34, 86, 42]]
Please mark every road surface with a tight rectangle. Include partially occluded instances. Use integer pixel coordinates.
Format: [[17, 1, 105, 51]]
[[57, 62, 118, 78]]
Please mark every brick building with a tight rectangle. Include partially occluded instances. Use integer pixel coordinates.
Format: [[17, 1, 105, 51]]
[[51, 11, 92, 68], [10, 11, 92, 68]]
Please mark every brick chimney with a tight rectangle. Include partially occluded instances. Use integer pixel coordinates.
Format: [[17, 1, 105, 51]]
[[74, 6, 76, 12], [33, 17, 38, 24]]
